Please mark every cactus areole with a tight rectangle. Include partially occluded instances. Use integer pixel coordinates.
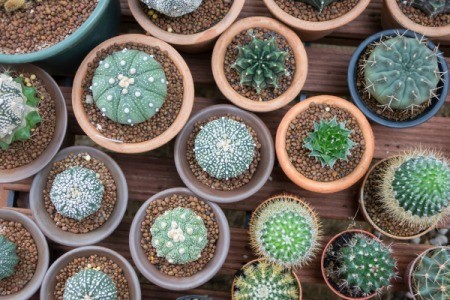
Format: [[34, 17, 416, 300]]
[[140, 0, 203, 17], [0, 236, 19, 281], [63, 269, 118, 300]]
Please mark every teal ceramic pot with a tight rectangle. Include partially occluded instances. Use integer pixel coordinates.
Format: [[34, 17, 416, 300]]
[[0, 0, 121, 75]]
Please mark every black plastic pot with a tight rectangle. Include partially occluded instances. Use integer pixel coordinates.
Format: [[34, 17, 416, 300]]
[[348, 29, 449, 128]]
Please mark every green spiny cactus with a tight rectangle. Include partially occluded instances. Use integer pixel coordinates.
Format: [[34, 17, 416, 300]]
[[92, 48, 167, 125], [233, 260, 300, 300], [412, 247, 450, 300], [50, 166, 105, 221], [151, 207, 207, 265], [0, 73, 41, 150], [408, 0, 450, 17], [232, 36, 288, 94], [364, 36, 441, 112], [63, 269, 117, 300], [140, 0, 202, 17], [303, 117, 355, 169], [0, 236, 19, 281], [297, 0, 337, 12], [249, 195, 321, 268], [194, 117, 255, 180]]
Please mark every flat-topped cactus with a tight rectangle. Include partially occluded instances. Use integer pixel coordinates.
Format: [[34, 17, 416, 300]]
[[194, 117, 255, 180], [408, 0, 450, 17], [151, 207, 207, 264], [297, 0, 337, 12], [50, 166, 105, 221], [91, 48, 167, 125], [140, 0, 202, 17], [63, 269, 117, 300], [0, 236, 19, 281]]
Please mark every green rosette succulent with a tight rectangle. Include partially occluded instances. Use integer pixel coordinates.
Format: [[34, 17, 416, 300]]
[[297, 0, 337, 12], [0, 236, 19, 280], [408, 0, 450, 17], [63, 269, 117, 300]]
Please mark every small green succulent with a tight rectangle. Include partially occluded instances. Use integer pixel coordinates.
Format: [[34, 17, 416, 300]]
[[63, 269, 117, 300], [408, 0, 450, 17], [0, 236, 19, 280], [297, 0, 337, 12]]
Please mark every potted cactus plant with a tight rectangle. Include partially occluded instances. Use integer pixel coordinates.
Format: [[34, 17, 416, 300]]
[[348, 29, 449, 128], [321, 229, 398, 300], [360, 148, 450, 240], [212, 16, 308, 112]]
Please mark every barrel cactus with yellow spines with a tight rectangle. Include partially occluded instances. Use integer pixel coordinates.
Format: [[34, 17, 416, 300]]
[[63, 269, 117, 300], [0, 236, 19, 280]]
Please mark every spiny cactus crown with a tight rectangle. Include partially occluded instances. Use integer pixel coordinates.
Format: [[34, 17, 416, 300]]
[[63, 269, 117, 300], [303, 117, 355, 169], [336, 233, 397, 297], [297, 0, 337, 12], [194, 117, 255, 180], [140, 0, 202, 17], [412, 247, 450, 300], [232, 35, 288, 94], [0, 236, 19, 281], [364, 35, 441, 112], [151, 207, 207, 265], [92, 48, 167, 125], [250, 195, 321, 268], [50, 166, 105, 221], [408, 0, 450, 17], [234, 260, 300, 300], [0, 73, 41, 150]]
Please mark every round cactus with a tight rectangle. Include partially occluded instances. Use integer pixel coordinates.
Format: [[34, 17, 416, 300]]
[[50, 166, 105, 221], [408, 0, 450, 17], [364, 36, 440, 111], [194, 117, 255, 180], [297, 0, 337, 12], [150, 207, 207, 264], [140, 0, 202, 17], [91, 48, 167, 125], [1, 0, 26, 12], [63, 269, 117, 300], [232, 36, 288, 94], [0, 236, 19, 281]]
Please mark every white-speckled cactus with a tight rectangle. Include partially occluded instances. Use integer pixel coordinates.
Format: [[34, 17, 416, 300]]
[[91, 48, 167, 125], [0, 236, 19, 280], [140, 0, 202, 17], [50, 166, 105, 221], [150, 207, 207, 265], [63, 269, 117, 300]]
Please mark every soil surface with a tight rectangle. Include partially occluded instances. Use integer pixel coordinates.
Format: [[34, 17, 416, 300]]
[[397, 0, 450, 27]]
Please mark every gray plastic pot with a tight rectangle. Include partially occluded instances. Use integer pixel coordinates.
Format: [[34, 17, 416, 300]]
[[129, 187, 230, 291], [174, 104, 274, 203], [30, 146, 128, 247], [0, 209, 49, 300], [40, 246, 141, 299]]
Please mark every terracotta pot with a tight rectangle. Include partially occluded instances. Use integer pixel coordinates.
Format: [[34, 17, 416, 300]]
[[30, 146, 128, 247], [174, 104, 274, 203], [127, 0, 245, 53], [231, 258, 303, 300], [40, 246, 141, 299], [212, 16, 308, 113], [276, 95, 375, 194], [72, 34, 194, 153], [0, 64, 67, 183], [262, 0, 371, 41], [0, 209, 49, 300], [129, 187, 230, 291]]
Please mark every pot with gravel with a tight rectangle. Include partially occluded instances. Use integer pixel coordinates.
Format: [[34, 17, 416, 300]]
[[348, 29, 449, 128], [129, 187, 230, 291], [30, 146, 128, 247], [174, 104, 274, 203], [0, 64, 67, 183], [0, 208, 49, 299], [212, 16, 308, 112], [276, 95, 374, 194], [40, 245, 141, 299]]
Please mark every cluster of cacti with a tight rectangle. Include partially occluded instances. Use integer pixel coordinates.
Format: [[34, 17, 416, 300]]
[[233, 260, 299, 300], [249, 195, 321, 268], [408, 0, 450, 17], [194, 117, 255, 180], [232, 36, 288, 94], [140, 0, 202, 17], [303, 117, 355, 168], [151, 207, 207, 264], [91, 48, 167, 125], [50, 166, 105, 221], [0, 236, 19, 281], [363, 35, 441, 112], [0, 73, 41, 150], [297, 0, 337, 12], [63, 269, 117, 300], [412, 247, 450, 300]]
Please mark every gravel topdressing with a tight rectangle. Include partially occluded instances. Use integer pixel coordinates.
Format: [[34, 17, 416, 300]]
[[397, 0, 450, 27]]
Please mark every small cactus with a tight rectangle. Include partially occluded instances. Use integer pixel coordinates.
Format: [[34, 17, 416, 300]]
[[194, 117, 255, 180], [140, 0, 202, 17], [233, 260, 300, 300], [150, 207, 207, 265], [91, 48, 167, 125], [249, 195, 321, 268], [232, 36, 288, 94], [2, 0, 26, 12], [0, 236, 19, 281], [408, 0, 450, 17], [50, 166, 105, 221], [297, 0, 337, 12], [303, 117, 355, 169], [63, 269, 117, 300]]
